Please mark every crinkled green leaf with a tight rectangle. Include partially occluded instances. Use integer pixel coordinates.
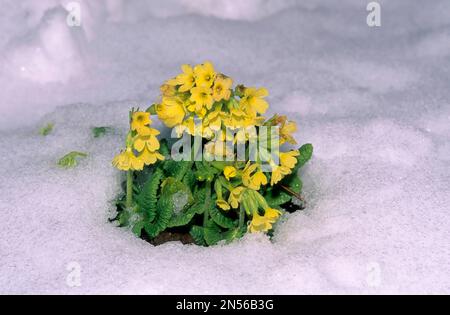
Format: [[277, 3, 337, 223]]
[[190, 226, 206, 246], [164, 160, 193, 181], [204, 221, 245, 246], [203, 221, 223, 246], [136, 167, 163, 221], [209, 206, 236, 229], [132, 221, 144, 237], [144, 177, 193, 238]]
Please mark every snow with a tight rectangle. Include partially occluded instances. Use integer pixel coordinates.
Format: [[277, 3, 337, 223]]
[[0, 0, 449, 294]]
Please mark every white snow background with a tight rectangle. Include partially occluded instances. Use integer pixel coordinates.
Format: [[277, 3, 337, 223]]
[[0, 0, 449, 294]]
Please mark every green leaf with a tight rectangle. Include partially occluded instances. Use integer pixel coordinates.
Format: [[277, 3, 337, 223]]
[[203, 221, 223, 246], [144, 177, 193, 238], [144, 190, 173, 238], [146, 103, 157, 115], [209, 206, 236, 229], [294, 143, 313, 172], [223, 226, 247, 243], [264, 188, 291, 207], [118, 210, 130, 226], [182, 171, 196, 189], [164, 160, 193, 181], [92, 126, 113, 138], [57, 151, 87, 168], [264, 174, 303, 207], [159, 139, 170, 157], [203, 222, 245, 246], [167, 205, 197, 228], [136, 167, 164, 222], [39, 123, 54, 136], [132, 221, 144, 237], [195, 161, 219, 182], [190, 226, 206, 246], [189, 187, 207, 215], [283, 173, 303, 193]]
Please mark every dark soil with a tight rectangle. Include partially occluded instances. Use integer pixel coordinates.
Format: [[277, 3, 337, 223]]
[[143, 230, 195, 246]]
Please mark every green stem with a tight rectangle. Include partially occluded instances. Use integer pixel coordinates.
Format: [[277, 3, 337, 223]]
[[126, 170, 133, 209], [238, 204, 245, 229], [203, 180, 211, 227], [280, 184, 304, 202]]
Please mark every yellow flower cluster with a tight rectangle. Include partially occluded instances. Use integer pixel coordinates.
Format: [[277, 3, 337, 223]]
[[153, 62, 300, 233], [156, 61, 272, 137], [112, 111, 164, 171], [112, 62, 301, 234]]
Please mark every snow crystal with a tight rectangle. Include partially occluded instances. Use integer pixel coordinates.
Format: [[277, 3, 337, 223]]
[[0, 0, 449, 294]]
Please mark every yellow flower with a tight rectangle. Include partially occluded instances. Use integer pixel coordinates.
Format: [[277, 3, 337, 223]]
[[212, 74, 233, 101], [204, 141, 234, 160], [248, 208, 282, 233], [160, 83, 176, 97], [239, 87, 269, 117], [242, 162, 268, 190], [112, 147, 144, 171], [216, 129, 234, 142], [156, 96, 186, 128], [242, 162, 257, 186], [194, 61, 216, 88], [202, 126, 214, 139], [131, 112, 152, 134], [223, 166, 237, 181], [216, 199, 231, 211], [225, 108, 248, 129], [186, 102, 207, 117], [167, 64, 195, 92], [133, 132, 160, 152], [190, 86, 214, 110], [270, 150, 299, 185], [204, 108, 226, 131], [270, 165, 291, 186], [252, 171, 268, 189], [174, 116, 196, 137], [280, 150, 299, 169], [277, 115, 297, 145], [138, 147, 164, 165], [228, 186, 245, 209], [248, 212, 272, 233], [264, 208, 282, 223]]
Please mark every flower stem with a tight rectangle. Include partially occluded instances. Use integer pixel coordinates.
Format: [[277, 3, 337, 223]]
[[203, 180, 211, 227], [280, 184, 304, 202], [126, 170, 133, 209]]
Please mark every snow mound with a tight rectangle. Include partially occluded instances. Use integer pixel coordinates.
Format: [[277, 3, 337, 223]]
[[0, 0, 449, 294]]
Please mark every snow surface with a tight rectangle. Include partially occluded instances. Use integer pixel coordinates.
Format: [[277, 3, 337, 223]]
[[0, 0, 449, 294]]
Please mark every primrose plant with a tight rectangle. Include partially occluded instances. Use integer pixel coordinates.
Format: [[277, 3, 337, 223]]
[[112, 61, 313, 246]]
